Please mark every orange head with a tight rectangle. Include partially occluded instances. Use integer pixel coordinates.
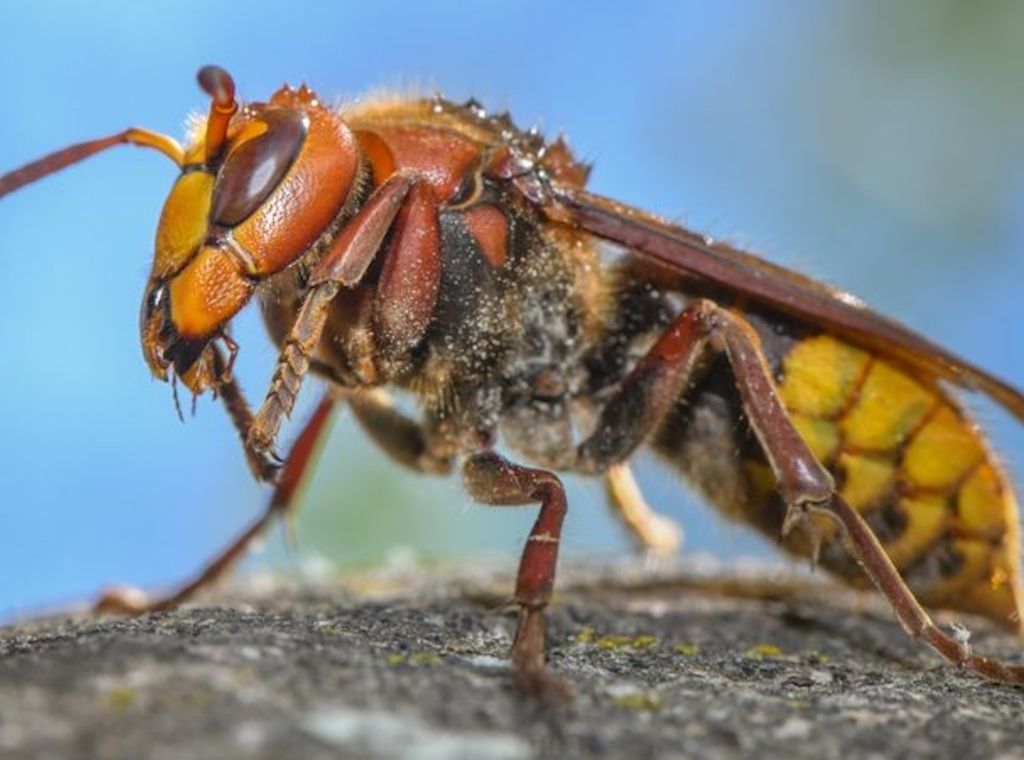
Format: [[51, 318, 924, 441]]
[[139, 66, 361, 393]]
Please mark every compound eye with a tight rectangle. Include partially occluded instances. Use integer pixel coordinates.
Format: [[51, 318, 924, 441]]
[[210, 109, 306, 227]]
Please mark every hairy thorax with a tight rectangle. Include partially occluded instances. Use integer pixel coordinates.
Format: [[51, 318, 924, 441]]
[[257, 95, 621, 468]]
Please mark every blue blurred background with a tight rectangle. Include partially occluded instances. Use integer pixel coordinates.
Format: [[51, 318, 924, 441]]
[[2, 1, 1023, 619]]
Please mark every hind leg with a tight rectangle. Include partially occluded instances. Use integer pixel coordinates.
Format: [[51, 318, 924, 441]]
[[580, 298, 1024, 684], [604, 463, 681, 556]]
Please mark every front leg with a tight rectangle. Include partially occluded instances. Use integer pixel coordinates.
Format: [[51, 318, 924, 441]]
[[246, 172, 442, 461], [96, 394, 335, 614], [245, 283, 341, 459]]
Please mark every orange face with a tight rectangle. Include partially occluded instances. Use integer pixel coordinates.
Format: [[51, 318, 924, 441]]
[[141, 85, 360, 393]]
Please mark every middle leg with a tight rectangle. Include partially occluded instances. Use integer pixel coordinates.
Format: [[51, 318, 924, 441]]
[[346, 388, 453, 475], [462, 450, 570, 697]]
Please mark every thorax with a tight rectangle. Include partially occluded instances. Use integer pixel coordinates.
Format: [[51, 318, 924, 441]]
[[258, 96, 613, 465]]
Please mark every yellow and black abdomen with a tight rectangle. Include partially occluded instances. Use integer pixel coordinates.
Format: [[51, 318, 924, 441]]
[[656, 329, 1024, 630]]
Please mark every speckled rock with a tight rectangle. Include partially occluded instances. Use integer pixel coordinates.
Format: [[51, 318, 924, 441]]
[[1, 560, 1022, 759]]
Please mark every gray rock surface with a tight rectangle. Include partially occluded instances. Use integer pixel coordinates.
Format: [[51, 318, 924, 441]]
[[2, 560, 1023, 760]]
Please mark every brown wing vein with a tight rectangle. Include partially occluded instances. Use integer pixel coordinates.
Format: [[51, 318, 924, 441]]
[[549, 186, 1024, 422]]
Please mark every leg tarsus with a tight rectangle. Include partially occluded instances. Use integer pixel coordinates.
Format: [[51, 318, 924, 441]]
[[246, 290, 338, 465], [824, 493, 1024, 683], [94, 396, 335, 616], [94, 511, 274, 615], [511, 606, 573, 700], [782, 502, 825, 568]]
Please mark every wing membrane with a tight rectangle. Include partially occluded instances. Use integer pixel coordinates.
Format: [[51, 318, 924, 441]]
[[549, 185, 1024, 422]]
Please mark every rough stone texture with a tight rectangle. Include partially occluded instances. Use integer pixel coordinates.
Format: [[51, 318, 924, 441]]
[[2, 560, 1023, 760]]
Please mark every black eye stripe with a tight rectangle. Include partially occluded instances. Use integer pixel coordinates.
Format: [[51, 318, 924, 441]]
[[210, 109, 307, 228]]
